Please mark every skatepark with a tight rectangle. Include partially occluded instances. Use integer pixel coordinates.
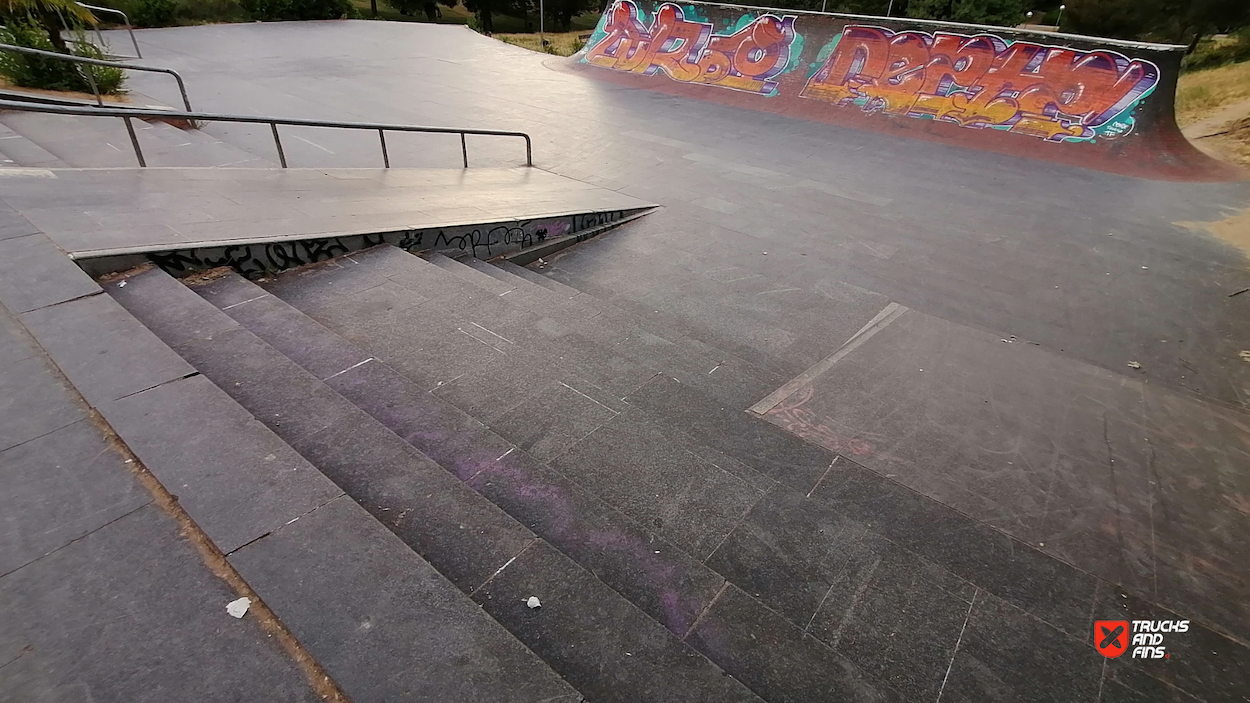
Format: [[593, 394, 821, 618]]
[[1, 4, 1248, 701]]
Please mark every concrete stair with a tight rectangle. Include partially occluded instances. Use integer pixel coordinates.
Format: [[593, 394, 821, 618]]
[[0, 111, 275, 168], [100, 239, 1211, 701], [107, 266, 581, 703], [102, 244, 938, 702]]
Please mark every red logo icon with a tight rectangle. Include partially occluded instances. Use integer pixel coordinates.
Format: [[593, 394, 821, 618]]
[[1094, 620, 1130, 658]]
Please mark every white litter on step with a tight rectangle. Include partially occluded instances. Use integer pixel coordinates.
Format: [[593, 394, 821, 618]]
[[525, 596, 542, 609], [117, 281, 126, 288], [1127, 361, 1142, 369], [227, 597, 251, 618]]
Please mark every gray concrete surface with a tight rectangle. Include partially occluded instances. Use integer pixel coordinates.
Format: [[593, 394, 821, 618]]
[[0, 166, 650, 256], [0, 17, 1243, 703], [0, 302, 322, 703]]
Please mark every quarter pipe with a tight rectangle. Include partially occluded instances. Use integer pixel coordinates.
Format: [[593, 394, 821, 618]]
[[570, 0, 1241, 180]]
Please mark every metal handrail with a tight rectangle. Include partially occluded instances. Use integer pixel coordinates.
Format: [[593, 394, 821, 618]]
[[0, 99, 535, 169], [76, 2, 142, 58], [0, 43, 189, 111]]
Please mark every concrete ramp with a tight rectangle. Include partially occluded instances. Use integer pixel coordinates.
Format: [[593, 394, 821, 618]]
[[0, 167, 654, 277], [569, 0, 1240, 181]]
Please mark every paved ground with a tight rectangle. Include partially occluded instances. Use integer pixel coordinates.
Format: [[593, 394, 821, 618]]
[[3, 17, 1240, 699], [0, 209, 323, 701], [0, 166, 649, 255]]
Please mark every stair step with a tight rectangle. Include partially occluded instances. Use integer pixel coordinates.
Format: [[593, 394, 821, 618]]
[[133, 120, 277, 167], [0, 122, 69, 168], [437, 252, 785, 411], [169, 266, 764, 703], [0, 112, 137, 167], [203, 252, 917, 702], [107, 266, 581, 703]]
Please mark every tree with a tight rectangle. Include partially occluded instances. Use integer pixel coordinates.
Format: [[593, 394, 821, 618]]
[[540, 0, 594, 31], [461, 0, 495, 32], [907, 0, 1026, 27], [0, 0, 97, 52], [1067, 0, 1250, 43]]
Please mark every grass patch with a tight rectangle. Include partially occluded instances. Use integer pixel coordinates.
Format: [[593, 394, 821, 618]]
[[495, 30, 589, 56], [1176, 60, 1250, 126]]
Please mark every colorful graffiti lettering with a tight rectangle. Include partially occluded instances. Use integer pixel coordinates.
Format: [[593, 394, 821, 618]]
[[801, 25, 1159, 142], [583, 0, 798, 95]]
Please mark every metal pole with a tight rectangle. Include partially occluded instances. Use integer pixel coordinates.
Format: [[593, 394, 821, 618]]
[[378, 129, 390, 168], [886, 0, 894, 17], [169, 71, 192, 112], [821, 0, 826, 12], [122, 116, 145, 166], [127, 22, 141, 58], [539, 0, 544, 52], [460, 132, 468, 168], [271, 123, 287, 168], [82, 64, 103, 107]]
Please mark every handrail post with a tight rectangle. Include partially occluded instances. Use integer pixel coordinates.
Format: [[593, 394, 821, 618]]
[[125, 17, 142, 58], [121, 116, 145, 166], [82, 63, 103, 107], [270, 122, 287, 168], [524, 135, 532, 167], [460, 133, 468, 168], [378, 129, 389, 168], [169, 70, 192, 112]]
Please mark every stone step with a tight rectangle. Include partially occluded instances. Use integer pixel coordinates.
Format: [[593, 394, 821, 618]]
[[439, 252, 785, 411], [184, 265, 765, 703], [220, 248, 925, 702], [0, 110, 275, 168], [132, 119, 277, 167], [0, 122, 69, 168], [106, 266, 581, 703], [0, 111, 138, 167]]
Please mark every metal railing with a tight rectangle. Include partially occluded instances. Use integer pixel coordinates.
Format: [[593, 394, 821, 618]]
[[0, 99, 534, 169], [76, 2, 142, 58], [0, 43, 189, 111]]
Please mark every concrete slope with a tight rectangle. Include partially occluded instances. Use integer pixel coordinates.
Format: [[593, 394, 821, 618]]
[[567, 0, 1240, 181]]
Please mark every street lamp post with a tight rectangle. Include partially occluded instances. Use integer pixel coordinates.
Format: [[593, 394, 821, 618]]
[[1056, 4, 1065, 27], [886, 0, 893, 16], [540, 0, 545, 51]]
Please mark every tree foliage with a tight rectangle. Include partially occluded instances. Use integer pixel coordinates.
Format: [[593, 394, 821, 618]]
[[0, 0, 96, 51], [1067, 0, 1250, 43], [906, 0, 1026, 27]]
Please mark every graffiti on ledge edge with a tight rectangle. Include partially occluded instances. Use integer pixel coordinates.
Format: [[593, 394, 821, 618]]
[[802, 26, 1159, 142], [583, 0, 799, 96], [581, 2, 1160, 143]]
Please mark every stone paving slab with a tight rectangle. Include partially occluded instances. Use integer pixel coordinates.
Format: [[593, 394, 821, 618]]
[[0, 504, 321, 703], [228, 495, 580, 703], [97, 374, 344, 554], [0, 167, 653, 257], [755, 307, 1250, 643]]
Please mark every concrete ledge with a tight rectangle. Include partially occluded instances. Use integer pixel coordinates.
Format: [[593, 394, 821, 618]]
[[502, 207, 656, 266]]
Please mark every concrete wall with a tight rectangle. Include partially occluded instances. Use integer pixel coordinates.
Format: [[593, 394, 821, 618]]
[[573, 1, 1233, 180]]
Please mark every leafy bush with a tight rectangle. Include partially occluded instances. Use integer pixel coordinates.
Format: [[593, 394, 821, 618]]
[[0, 22, 126, 94], [131, 0, 178, 26], [1183, 30, 1250, 72], [239, 0, 352, 20]]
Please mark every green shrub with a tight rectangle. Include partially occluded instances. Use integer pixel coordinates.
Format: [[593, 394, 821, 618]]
[[131, 0, 178, 26], [239, 0, 352, 20], [0, 23, 126, 95], [1183, 30, 1250, 73]]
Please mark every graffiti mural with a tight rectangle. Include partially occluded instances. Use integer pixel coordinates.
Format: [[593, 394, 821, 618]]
[[120, 210, 641, 280], [801, 26, 1159, 142], [584, 0, 799, 95]]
